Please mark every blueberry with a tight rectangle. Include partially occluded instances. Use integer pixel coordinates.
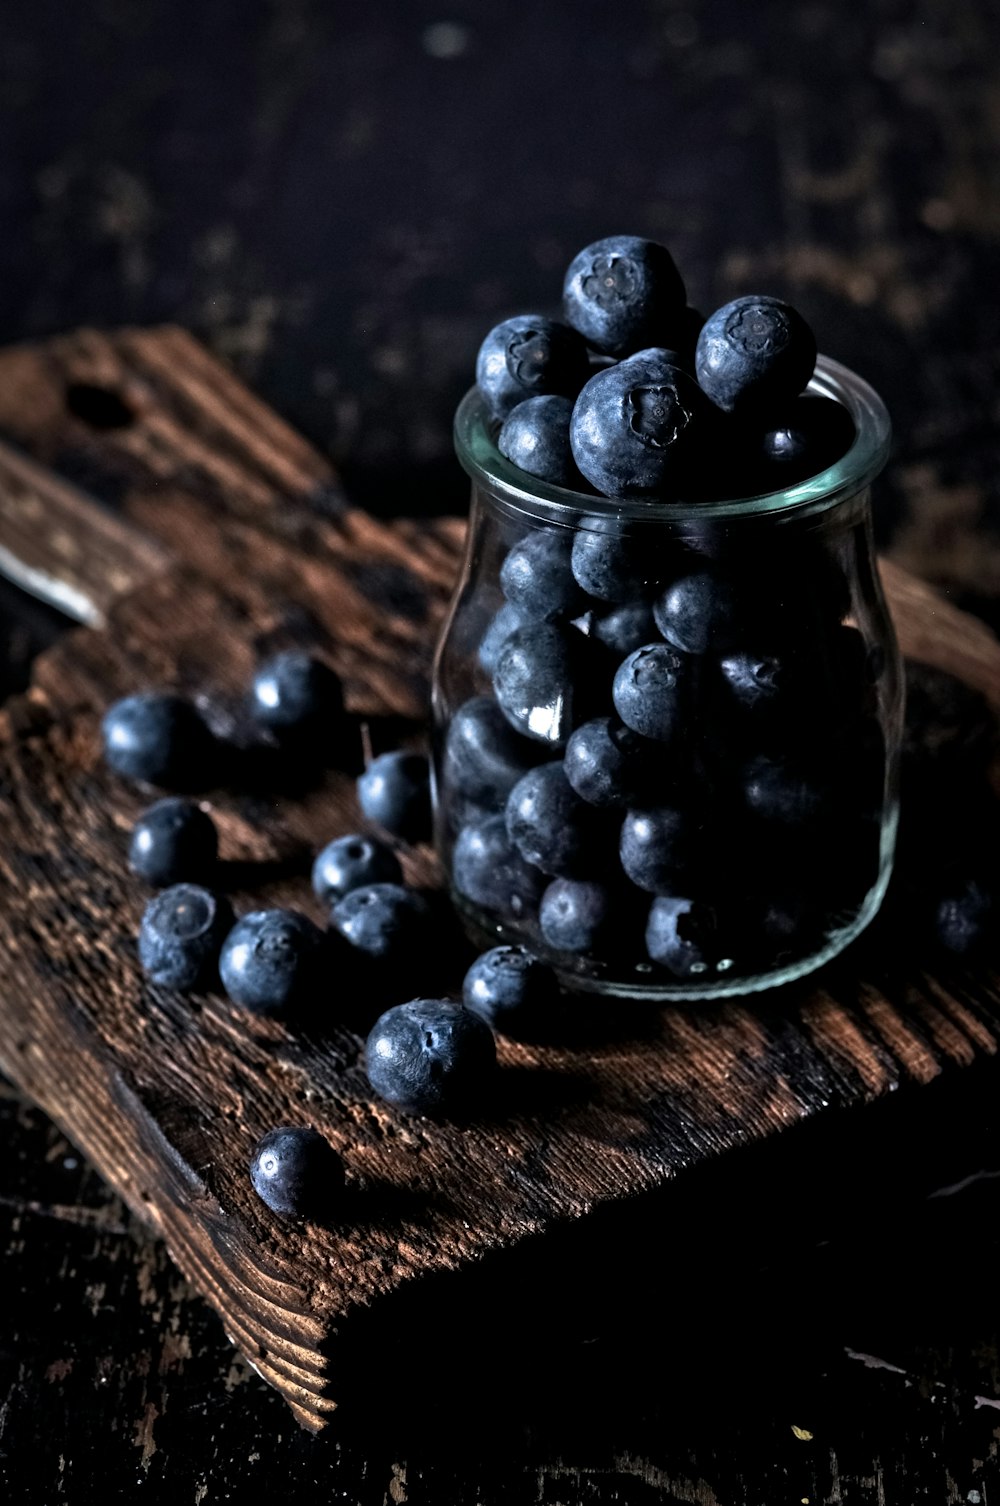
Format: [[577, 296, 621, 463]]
[[500, 531, 587, 622], [505, 762, 601, 877], [250, 1126, 344, 1219], [562, 235, 686, 356], [540, 878, 614, 953], [330, 883, 429, 963], [570, 349, 712, 498], [612, 643, 689, 742], [498, 396, 580, 487], [443, 696, 539, 807], [102, 692, 213, 789], [645, 896, 723, 976], [755, 395, 855, 486], [586, 600, 660, 658], [620, 808, 692, 894], [570, 521, 651, 602], [743, 756, 826, 825], [250, 652, 344, 738], [493, 623, 581, 747], [462, 945, 553, 1030], [653, 572, 740, 655], [311, 833, 402, 906], [220, 909, 325, 1013], [452, 816, 545, 919], [476, 315, 590, 420], [695, 296, 816, 413], [933, 876, 996, 958], [477, 602, 522, 674], [563, 717, 653, 808], [357, 750, 431, 842], [129, 798, 218, 887], [365, 999, 496, 1114], [138, 883, 234, 991]]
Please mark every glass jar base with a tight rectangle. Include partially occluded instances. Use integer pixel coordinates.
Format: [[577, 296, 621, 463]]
[[450, 857, 894, 1003]]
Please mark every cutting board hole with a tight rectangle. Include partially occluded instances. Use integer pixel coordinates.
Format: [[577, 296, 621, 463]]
[[65, 381, 135, 430]]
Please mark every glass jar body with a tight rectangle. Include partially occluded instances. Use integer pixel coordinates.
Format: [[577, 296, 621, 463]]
[[432, 370, 902, 1000]]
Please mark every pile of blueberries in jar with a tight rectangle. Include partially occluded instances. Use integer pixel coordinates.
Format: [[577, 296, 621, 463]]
[[437, 235, 897, 994]]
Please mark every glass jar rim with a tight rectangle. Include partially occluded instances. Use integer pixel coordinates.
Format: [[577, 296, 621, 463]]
[[453, 354, 891, 525]]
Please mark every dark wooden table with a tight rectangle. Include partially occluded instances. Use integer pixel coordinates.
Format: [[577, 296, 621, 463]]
[[2, 2, 1000, 1500]]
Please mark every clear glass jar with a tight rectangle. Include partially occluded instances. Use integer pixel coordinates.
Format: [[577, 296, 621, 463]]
[[432, 357, 901, 1000]]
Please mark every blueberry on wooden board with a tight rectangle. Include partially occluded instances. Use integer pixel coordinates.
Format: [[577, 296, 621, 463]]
[[562, 235, 686, 356], [443, 696, 539, 808], [452, 815, 545, 919], [102, 692, 213, 789], [612, 643, 689, 742], [498, 395, 580, 487], [357, 750, 431, 843], [329, 883, 429, 963], [695, 296, 816, 413], [138, 884, 234, 991], [129, 798, 218, 887], [249, 651, 344, 738], [570, 349, 712, 498], [540, 877, 614, 954], [365, 999, 497, 1115], [250, 1126, 344, 1220], [219, 909, 325, 1013], [311, 833, 402, 906], [476, 315, 590, 420], [500, 530, 587, 622], [462, 945, 553, 1031]]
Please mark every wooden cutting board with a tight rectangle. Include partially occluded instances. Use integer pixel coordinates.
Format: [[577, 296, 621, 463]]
[[0, 326, 997, 1430]]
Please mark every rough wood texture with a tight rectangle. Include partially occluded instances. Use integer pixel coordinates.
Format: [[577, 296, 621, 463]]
[[0, 328, 998, 1434]]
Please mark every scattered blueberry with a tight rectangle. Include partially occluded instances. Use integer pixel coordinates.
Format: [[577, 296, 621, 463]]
[[443, 695, 539, 807], [358, 750, 432, 843], [505, 762, 600, 877], [612, 643, 690, 742], [619, 808, 693, 894], [695, 295, 816, 413], [330, 883, 429, 963], [500, 530, 587, 622], [654, 572, 740, 655], [493, 622, 582, 747], [563, 717, 653, 808], [311, 833, 402, 906], [103, 692, 212, 789], [755, 395, 855, 486], [219, 909, 325, 1013], [452, 815, 546, 919], [138, 883, 234, 992], [476, 315, 590, 420], [129, 798, 218, 887], [477, 602, 522, 674], [540, 878, 614, 953], [250, 1126, 345, 1219], [498, 395, 580, 487], [250, 651, 344, 739], [570, 521, 651, 601], [645, 896, 723, 976], [365, 999, 497, 1114], [462, 945, 553, 1030], [570, 348, 712, 498], [562, 235, 686, 356]]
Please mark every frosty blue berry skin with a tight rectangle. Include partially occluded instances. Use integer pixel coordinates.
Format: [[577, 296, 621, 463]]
[[498, 396, 579, 488], [476, 315, 590, 420], [329, 883, 429, 964], [452, 816, 545, 920], [500, 531, 587, 622], [250, 1127, 344, 1219], [443, 696, 539, 808], [219, 909, 325, 1014], [250, 652, 344, 739], [311, 834, 402, 906], [365, 999, 496, 1114], [103, 692, 213, 789], [563, 718, 653, 810], [695, 296, 816, 414], [540, 878, 615, 955], [612, 643, 690, 743], [462, 945, 553, 1031], [492, 623, 583, 748], [504, 763, 602, 879], [129, 798, 218, 887], [562, 236, 686, 356], [357, 751, 431, 843], [138, 884, 234, 992], [645, 896, 723, 977]]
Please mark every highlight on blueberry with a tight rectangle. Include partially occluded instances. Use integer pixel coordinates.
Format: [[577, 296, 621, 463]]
[[562, 235, 686, 356], [103, 691, 213, 789], [357, 750, 431, 843], [476, 314, 589, 419], [138, 883, 234, 992], [250, 1126, 344, 1219], [695, 295, 816, 413], [498, 395, 580, 488], [365, 999, 497, 1114], [129, 797, 218, 888]]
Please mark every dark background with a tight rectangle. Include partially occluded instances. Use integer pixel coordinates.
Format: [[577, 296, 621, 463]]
[[2, 1, 1000, 1500]]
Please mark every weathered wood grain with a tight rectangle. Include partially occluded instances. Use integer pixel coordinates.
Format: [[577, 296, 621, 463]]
[[0, 329, 998, 1432]]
